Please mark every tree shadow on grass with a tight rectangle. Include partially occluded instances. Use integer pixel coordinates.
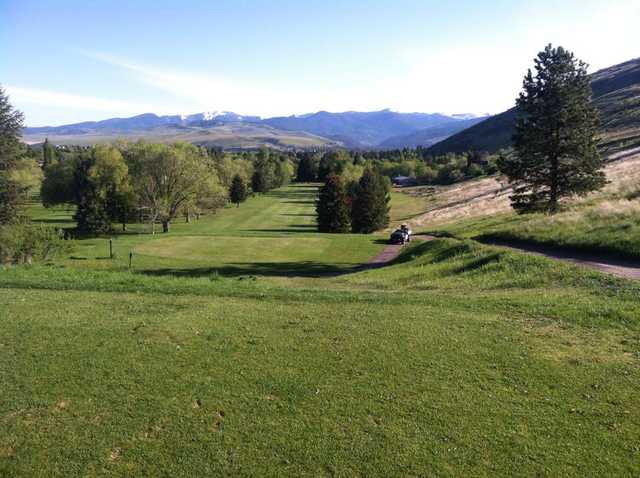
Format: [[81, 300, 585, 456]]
[[30, 218, 74, 225], [241, 225, 318, 234], [140, 261, 359, 278]]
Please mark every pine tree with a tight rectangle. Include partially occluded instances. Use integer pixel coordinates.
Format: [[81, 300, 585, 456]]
[[499, 44, 605, 213], [316, 173, 351, 233], [251, 168, 267, 193], [296, 154, 319, 182], [42, 138, 56, 169], [351, 168, 390, 233], [0, 85, 25, 224], [72, 156, 113, 235], [229, 174, 248, 207]]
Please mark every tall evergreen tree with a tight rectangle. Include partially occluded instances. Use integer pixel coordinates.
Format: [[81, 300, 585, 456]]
[[499, 44, 605, 213], [296, 153, 319, 182], [0, 86, 26, 224], [316, 173, 351, 233], [72, 155, 113, 235], [229, 174, 248, 207], [351, 168, 390, 233], [42, 138, 56, 169]]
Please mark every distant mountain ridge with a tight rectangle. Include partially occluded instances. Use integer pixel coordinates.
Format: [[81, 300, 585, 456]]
[[377, 117, 487, 150], [428, 57, 640, 155], [23, 109, 488, 150]]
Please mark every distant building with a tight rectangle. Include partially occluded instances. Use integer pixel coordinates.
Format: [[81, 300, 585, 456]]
[[392, 176, 416, 187]]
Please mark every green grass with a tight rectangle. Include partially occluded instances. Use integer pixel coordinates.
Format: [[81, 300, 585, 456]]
[[2, 184, 640, 476], [425, 198, 640, 261], [28, 184, 386, 277]]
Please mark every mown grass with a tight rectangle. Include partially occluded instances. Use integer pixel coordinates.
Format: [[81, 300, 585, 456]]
[[26, 184, 387, 277], [2, 184, 640, 476]]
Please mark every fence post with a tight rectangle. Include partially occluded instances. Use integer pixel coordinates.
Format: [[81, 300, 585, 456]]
[[109, 239, 113, 259], [129, 250, 133, 269]]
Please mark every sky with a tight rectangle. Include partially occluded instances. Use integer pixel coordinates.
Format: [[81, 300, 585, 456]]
[[1, 0, 639, 126]]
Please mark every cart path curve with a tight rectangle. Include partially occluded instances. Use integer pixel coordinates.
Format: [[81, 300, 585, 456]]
[[363, 234, 436, 270], [481, 239, 640, 281]]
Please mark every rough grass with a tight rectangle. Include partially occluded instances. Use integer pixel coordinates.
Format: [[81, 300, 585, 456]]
[[411, 154, 640, 260]]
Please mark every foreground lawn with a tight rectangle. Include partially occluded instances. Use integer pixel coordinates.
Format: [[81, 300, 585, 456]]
[[2, 239, 640, 476]]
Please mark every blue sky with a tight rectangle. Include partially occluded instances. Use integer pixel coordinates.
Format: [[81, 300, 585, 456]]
[[2, 0, 639, 126]]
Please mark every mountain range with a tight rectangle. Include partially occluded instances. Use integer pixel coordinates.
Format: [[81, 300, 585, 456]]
[[427, 57, 640, 156], [22, 109, 488, 150]]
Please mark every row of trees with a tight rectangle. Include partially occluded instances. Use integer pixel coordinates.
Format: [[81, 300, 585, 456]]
[[296, 149, 499, 186], [316, 168, 390, 234], [40, 143, 293, 234]]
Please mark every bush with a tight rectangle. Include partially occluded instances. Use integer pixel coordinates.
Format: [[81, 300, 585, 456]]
[[0, 222, 72, 265]]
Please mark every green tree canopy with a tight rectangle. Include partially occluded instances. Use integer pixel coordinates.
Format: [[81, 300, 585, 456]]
[[0, 85, 26, 224], [126, 142, 220, 233], [316, 173, 351, 233], [499, 44, 605, 213], [229, 174, 248, 207], [350, 168, 390, 233]]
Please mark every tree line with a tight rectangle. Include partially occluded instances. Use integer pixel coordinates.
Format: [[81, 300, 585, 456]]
[[39, 144, 293, 234]]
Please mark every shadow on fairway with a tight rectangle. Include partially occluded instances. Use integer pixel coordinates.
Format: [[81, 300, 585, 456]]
[[140, 261, 359, 278], [241, 225, 318, 234]]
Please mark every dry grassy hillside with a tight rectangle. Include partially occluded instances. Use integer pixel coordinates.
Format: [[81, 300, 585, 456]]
[[404, 152, 640, 229]]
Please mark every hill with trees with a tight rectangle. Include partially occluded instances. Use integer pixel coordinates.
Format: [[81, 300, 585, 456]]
[[428, 57, 640, 155]]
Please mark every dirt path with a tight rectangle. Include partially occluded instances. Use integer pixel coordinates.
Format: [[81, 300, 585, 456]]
[[483, 239, 640, 280], [363, 234, 435, 270], [363, 233, 640, 280]]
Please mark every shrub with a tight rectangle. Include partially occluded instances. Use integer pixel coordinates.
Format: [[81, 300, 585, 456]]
[[0, 222, 72, 265]]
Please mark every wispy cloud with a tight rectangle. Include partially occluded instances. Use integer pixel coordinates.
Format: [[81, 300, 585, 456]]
[[6, 85, 162, 116], [80, 50, 394, 117], [82, 50, 273, 116]]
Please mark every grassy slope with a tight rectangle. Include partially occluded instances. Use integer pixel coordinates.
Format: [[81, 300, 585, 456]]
[[415, 155, 640, 261], [2, 185, 640, 476]]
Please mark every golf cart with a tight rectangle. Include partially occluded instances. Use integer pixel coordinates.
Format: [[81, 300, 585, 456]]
[[389, 224, 412, 245]]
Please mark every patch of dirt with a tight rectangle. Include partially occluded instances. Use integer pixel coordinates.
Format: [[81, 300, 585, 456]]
[[53, 400, 70, 412], [109, 447, 122, 462], [363, 235, 436, 270]]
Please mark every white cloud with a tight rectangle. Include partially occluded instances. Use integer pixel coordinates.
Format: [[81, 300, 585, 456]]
[[6, 85, 163, 117], [81, 50, 395, 117]]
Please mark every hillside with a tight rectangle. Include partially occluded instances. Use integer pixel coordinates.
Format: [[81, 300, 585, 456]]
[[23, 122, 338, 150], [263, 110, 486, 147], [377, 116, 486, 149], [428, 57, 640, 155], [22, 109, 486, 150], [402, 151, 640, 265]]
